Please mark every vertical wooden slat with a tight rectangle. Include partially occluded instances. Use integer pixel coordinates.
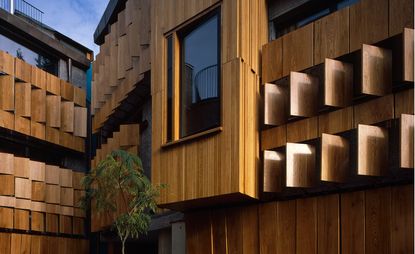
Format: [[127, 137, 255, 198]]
[[365, 187, 391, 254], [317, 194, 340, 254], [282, 23, 314, 76], [314, 7, 349, 64], [349, 0, 388, 51], [341, 191, 365, 254], [276, 200, 296, 254], [390, 185, 414, 253], [389, 0, 414, 36], [259, 202, 277, 254], [296, 197, 317, 254], [186, 211, 212, 254]]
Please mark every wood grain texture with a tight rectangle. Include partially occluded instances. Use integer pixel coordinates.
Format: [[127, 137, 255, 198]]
[[290, 71, 319, 117], [319, 107, 353, 135], [61, 101, 74, 133], [46, 73, 60, 95], [74, 107, 87, 137], [31, 66, 46, 89], [15, 177, 31, 199], [400, 114, 414, 168], [31, 181, 46, 202], [72, 217, 85, 235], [30, 121, 45, 140], [45, 184, 60, 204], [395, 89, 414, 117], [403, 28, 414, 82], [186, 211, 212, 254], [14, 209, 29, 230], [60, 187, 74, 206], [14, 156, 28, 178], [324, 58, 353, 107], [276, 200, 296, 254], [389, 0, 414, 36], [282, 23, 314, 76], [314, 7, 349, 64], [60, 81, 74, 101], [30, 235, 46, 253], [59, 215, 73, 234], [390, 185, 414, 253], [262, 38, 283, 83], [287, 117, 318, 143], [296, 197, 317, 254], [29, 160, 45, 182], [31, 88, 46, 123], [263, 150, 285, 192], [317, 194, 339, 254], [14, 115, 31, 135], [354, 94, 394, 127], [259, 202, 277, 253], [45, 165, 60, 185], [349, 0, 388, 51], [46, 95, 61, 128], [0, 75, 14, 111], [0, 233, 11, 253], [0, 109, 14, 130], [341, 191, 365, 254], [0, 50, 14, 75], [46, 213, 59, 233], [0, 174, 14, 196], [31, 212, 45, 232], [264, 82, 288, 125], [10, 233, 31, 254], [0, 196, 15, 209], [357, 124, 389, 176], [261, 125, 286, 150], [14, 58, 31, 83], [365, 187, 391, 254], [0, 152, 14, 175], [321, 133, 350, 182], [59, 168, 73, 188], [286, 143, 316, 187], [15, 82, 31, 117], [73, 86, 86, 107], [361, 44, 392, 96], [0, 207, 13, 229]]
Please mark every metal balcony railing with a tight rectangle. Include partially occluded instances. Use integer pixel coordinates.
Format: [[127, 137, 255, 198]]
[[0, 0, 43, 25], [15, 0, 43, 24], [0, 0, 11, 12], [193, 64, 219, 102]]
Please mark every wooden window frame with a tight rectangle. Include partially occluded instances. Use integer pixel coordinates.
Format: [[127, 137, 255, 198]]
[[163, 5, 222, 146]]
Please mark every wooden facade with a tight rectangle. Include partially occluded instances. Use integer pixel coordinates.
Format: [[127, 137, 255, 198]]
[[0, 152, 86, 235], [0, 51, 87, 152], [186, 185, 413, 254], [151, 0, 268, 208], [91, 0, 151, 131], [87, 0, 414, 252]]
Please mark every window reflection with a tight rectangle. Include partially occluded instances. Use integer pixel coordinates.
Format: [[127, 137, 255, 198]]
[[180, 12, 220, 138], [0, 33, 58, 75]]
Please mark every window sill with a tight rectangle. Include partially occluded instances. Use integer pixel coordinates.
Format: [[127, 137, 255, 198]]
[[161, 126, 222, 149]]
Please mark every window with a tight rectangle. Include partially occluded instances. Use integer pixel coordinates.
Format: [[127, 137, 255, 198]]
[[269, 0, 359, 40], [0, 32, 58, 75], [165, 9, 221, 142]]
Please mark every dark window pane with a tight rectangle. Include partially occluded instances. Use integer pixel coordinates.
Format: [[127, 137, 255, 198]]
[[180, 12, 220, 138], [0, 32, 58, 75], [166, 35, 173, 142]]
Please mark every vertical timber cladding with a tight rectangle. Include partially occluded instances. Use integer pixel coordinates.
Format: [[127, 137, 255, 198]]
[[151, 0, 268, 206], [185, 185, 414, 254]]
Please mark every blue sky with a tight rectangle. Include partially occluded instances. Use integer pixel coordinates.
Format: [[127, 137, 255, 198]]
[[28, 0, 108, 55]]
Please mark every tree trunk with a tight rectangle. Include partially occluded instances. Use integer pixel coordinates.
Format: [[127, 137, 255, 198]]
[[121, 237, 127, 254]]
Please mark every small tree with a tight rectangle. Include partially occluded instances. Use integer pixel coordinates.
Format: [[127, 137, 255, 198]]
[[81, 150, 162, 254]]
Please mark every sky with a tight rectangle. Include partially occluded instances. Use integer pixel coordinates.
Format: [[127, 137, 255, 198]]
[[28, 0, 109, 55]]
